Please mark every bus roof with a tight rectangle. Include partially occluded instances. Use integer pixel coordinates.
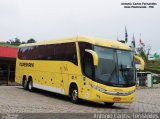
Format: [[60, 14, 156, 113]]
[[19, 36, 130, 50]]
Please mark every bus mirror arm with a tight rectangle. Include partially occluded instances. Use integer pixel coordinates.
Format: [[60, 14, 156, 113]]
[[134, 55, 145, 70], [85, 49, 98, 66]]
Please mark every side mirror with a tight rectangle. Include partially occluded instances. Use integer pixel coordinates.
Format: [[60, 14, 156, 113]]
[[85, 49, 98, 66], [134, 55, 145, 70]]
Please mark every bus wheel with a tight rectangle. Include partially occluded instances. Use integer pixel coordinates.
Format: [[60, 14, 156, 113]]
[[70, 85, 79, 104], [23, 79, 28, 90], [22, 76, 26, 87], [28, 79, 33, 92], [104, 102, 114, 107]]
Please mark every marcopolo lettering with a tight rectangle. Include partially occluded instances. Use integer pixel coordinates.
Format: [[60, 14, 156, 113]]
[[19, 62, 34, 67]]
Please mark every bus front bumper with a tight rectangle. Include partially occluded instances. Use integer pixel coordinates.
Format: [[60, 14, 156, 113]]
[[90, 85, 135, 103]]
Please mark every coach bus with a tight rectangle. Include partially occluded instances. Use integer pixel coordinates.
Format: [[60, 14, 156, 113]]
[[15, 36, 144, 106]]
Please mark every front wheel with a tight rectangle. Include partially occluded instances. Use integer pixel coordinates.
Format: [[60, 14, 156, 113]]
[[104, 102, 114, 107], [70, 86, 79, 104]]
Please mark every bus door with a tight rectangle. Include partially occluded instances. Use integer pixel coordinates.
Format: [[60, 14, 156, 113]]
[[81, 52, 93, 100], [60, 63, 69, 95]]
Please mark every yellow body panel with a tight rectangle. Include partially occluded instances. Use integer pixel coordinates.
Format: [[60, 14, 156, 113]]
[[16, 36, 135, 103], [19, 36, 130, 50], [92, 81, 135, 103]]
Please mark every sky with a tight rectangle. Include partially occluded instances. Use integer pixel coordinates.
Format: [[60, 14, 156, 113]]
[[0, 0, 160, 53]]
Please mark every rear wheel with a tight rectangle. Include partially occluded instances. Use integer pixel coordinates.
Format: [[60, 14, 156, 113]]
[[22, 76, 26, 87], [28, 79, 33, 92], [70, 85, 79, 104], [22, 79, 25, 87], [23, 79, 28, 90], [104, 102, 114, 107]]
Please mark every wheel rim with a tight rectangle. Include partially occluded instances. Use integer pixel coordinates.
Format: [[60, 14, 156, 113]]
[[72, 89, 78, 101]]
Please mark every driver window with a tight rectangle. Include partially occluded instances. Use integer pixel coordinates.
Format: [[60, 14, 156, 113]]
[[84, 52, 93, 78], [78, 42, 93, 79]]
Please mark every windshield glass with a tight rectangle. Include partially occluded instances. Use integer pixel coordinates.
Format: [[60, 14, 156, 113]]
[[117, 50, 135, 86], [94, 46, 135, 87]]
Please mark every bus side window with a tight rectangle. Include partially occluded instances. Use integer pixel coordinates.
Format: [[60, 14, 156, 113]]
[[19, 46, 29, 60], [45, 44, 55, 60], [18, 48, 22, 59], [54, 44, 66, 60], [65, 43, 77, 65]]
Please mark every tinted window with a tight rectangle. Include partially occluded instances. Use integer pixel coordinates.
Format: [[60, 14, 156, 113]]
[[18, 47, 29, 60], [32, 46, 39, 60], [65, 43, 77, 65], [45, 44, 55, 60], [37, 45, 47, 60], [54, 44, 66, 60], [18, 42, 77, 65]]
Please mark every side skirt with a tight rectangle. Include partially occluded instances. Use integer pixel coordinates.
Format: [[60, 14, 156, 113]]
[[33, 83, 65, 95]]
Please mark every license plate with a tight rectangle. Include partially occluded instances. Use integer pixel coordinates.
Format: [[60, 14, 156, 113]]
[[113, 97, 121, 102]]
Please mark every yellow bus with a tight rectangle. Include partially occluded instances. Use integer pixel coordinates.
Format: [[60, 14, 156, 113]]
[[15, 36, 144, 106]]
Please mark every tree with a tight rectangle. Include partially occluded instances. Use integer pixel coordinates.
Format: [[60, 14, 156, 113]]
[[6, 41, 10, 44], [27, 38, 36, 43], [136, 43, 148, 62], [9, 38, 21, 46], [140, 50, 147, 62], [14, 38, 21, 44], [21, 41, 26, 44]]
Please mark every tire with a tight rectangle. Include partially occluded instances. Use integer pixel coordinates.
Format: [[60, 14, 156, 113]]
[[22, 76, 26, 87], [28, 79, 33, 92], [22, 79, 25, 87], [23, 79, 28, 90], [104, 102, 114, 107], [70, 85, 79, 104]]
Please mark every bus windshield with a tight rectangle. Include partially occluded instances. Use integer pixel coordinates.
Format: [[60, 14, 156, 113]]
[[94, 46, 135, 87]]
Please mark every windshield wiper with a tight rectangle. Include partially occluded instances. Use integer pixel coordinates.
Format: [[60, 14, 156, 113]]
[[108, 64, 116, 82], [120, 64, 128, 72], [119, 64, 130, 84]]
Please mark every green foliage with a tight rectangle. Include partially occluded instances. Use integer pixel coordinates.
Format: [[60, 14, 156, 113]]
[[2, 37, 36, 46], [135, 41, 160, 74], [153, 53, 160, 59], [27, 38, 36, 43], [0, 42, 18, 47], [136, 44, 148, 63], [140, 50, 147, 62], [10, 38, 21, 46], [145, 60, 160, 73]]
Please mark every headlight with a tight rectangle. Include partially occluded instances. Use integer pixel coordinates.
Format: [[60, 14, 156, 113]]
[[91, 84, 135, 96]]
